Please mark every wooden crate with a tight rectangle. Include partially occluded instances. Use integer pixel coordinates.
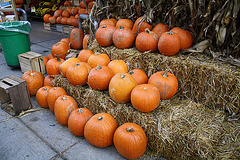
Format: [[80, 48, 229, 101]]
[[69, 26, 75, 34], [18, 51, 46, 74], [56, 24, 63, 32], [63, 25, 70, 34], [0, 75, 32, 116], [50, 24, 57, 32], [43, 23, 50, 31], [65, 49, 79, 60]]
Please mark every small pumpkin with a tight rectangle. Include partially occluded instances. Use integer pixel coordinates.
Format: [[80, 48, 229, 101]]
[[47, 87, 67, 113], [64, 1, 72, 7], [43, 56, 49, 68], [51, 41, 70, 59], [171, 27, 193, 50], [59, 57, 81, 77], [47, 53, 54, 59], [70, 28, 84, 49], [71, 18, 79, 27], [44, 75, 54, 86], [46, 55, 65, 75], [61, 17, 68, 25], [66, 62, 89, 86], [109, 73, 137, 103], [71, 7, 79, 15], [62, 10, 70, 17], [83, 34, 89, 50], [107, 60, 128, 75], [129, 69, 148, 85], [116, 19, 133, 29], [79, 62, 92, 74], [131, 84, 160, 112], [77, 49, 94, 62], [79, 1, 86, 8], [54, 95, 78, 126], [158, 31, 181, 56], [54, 10, 63, 18], [60, 38, 70, 45], [88, 65, 114, 90], [36, 86, 53, 108], [15, 0, 24, 5], [135, 28, 159, 52], [152, 23, 170, 38], [99, 18, 117, 27], [56, 17, 62, 24], [95, 25, 117, 47], [49, 16, 56, 25], [87, 53, 110, 68], [22, 71, 44, 96], [112, 26, 135, 49], [148, 70, 178, 100], [132, 16, 152, 36], [43, 14, 51, 23], [113, 123, 147, 159], [78, 8, 87, 15], [88, 2, 93, 9], [67, 17, 73, 26], [84, 113, 118, 148], [68, 108, 93, 136]]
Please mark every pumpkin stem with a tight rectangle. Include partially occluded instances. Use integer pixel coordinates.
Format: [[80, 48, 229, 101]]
[[120, 74, 125, 79], [55, 54, 61, 62], [102, 25, 107, 28], [126, 127, 134, 132], [167, 30, 175, 35], [96, 65, 102, 70], [129, 71, 134, 75], [75, 63, 80, 66], [30, 72, 34, 76], [162, 69, 169, 78], [43, 87, 48, 91], [145, 28, 151, 34], [78, 108, 83, 113], [98, 116, 103, 121], [119, 26, 124, 30], [61, 96, 67, 100]]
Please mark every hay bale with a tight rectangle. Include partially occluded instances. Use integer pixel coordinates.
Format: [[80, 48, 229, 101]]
[[89, 40, 240, 114], [52, 75, 240, 159]]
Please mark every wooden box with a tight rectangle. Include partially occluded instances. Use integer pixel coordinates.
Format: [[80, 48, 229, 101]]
[[56, 24, 63, 32], [0, 76, 32, 116], [63, 25, 70, 34], [65, 49, 79, 60], [43, 23, 50, 31], [50, 24, 57, 32], [18, 51, 46, 74], [69, 26, 75, 33]]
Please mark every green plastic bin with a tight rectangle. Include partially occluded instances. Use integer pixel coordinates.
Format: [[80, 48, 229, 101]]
[[0, 21, 31, 68]]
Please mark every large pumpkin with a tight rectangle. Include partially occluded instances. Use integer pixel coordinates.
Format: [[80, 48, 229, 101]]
[[22, 71, 44, 96], [54, 95, 78, 126], [95, 25, 117, 47], [158, 31, 181, 56], [51, 41, 70, 59], [77, 49, 94, 63], [135, 28, 159, 52], [129, 69, 148, 85], [107, 60, 128, 75], [84, 113, 117, 148], [148, 70, 178, 100], [171, 27, 193, 50], [87, 53, 110, 68], [131, 84, 160, 112], [113, 123, 147, 159], [59, 57, 81, 77], [132, 16, 152, 36], [109, 73, 137, 103], [112, 26, 135, 49], [68, 108, 93, 136], [88, 65, 114, 90], [47, 87, 67, 113], [99, 18, 117, 27], [46, 56, 65, 75], [66, 62, 89, 86], [36, 86, 53, 108], [70, 28, 84, 49]]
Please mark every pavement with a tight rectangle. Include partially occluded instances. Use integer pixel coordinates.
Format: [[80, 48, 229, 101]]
[[0, 20, 164, 160]]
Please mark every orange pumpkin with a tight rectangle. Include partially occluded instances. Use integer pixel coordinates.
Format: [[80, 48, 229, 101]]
[[129, 69, 148, 85], [15, 0, 24, 4], [131, 84, 160, 112], [107, 60, 128, 75], [47, 53, 54, 59], [132, 16, 152, 36], [59, 57, 81, 77], [70, 28, 84, 49], [64, 1, 72, 7], [71, 7, 79, 15], [109, 73, 137, 103], [152, 23, 170, 38], [54, 10, 63, 17], [84, 113, 118, 148], [77, 49, 94, 62], [66, 62, 89, 86], [95, 24, 117, 47], [43, 56, 49, 68], [158, 31, 181, 56], [36, 86, 53, 108], [99, 18, 117, 27], [113, 123, 147, 159], [135, 28, 159, 52], [43, 14, 51, 23], [83, 34, 89, 49], [79, 1, 86, 8], [87, 53, 111, 68], [49, 16, 56, 25], [112, 26, 135, 49], [75, 14, 79, 19], [47, 87, 67, 113], [56, 17, 62, 24], [44, 75, 54, 86], [46, 56, 65, 75], [60, 38, 70, 45], [171, 27, 193, 50], [67, 17, 73, 26], [54, 95, 78, 125], [68, 108, 93, 136], [148, 70, 178, 100], [80, 62, 92, 74], [88, 65, 114, 90], [22, 71, 44, 96], [61, 17, 68, 25], [78, 8, 87, 15], [88, 2, 93, 9], [116, 19, 133, 29], [71, 18, 79, 27], [51, 41, 70, 59], [62, 10, 70, 17]]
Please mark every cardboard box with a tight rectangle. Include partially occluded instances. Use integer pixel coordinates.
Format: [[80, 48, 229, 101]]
[[18, 51, 46, 74]]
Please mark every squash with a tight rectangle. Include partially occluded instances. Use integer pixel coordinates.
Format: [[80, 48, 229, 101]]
[[36, 86, 53, 108], [47, 87, 67, 113]]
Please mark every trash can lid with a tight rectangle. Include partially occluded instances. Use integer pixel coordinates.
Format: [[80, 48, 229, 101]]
[[0, 21, 31, 34]]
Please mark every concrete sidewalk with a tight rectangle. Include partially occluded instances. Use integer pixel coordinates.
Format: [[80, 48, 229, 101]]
[[0, 20, 164, 160]]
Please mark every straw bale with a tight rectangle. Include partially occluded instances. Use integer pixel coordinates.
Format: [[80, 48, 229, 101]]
[[89, 40, 240, 114], [52, 75, 240, 159]]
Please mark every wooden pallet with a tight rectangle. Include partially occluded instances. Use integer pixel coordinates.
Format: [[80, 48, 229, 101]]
[[18, 51, 46, 74], [43, 23, 50, 31], [0, 76, 32, 116], [56, 24, 63, 32]]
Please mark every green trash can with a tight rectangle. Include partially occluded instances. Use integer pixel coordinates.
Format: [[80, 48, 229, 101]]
[[0, 21, 31, 68]]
